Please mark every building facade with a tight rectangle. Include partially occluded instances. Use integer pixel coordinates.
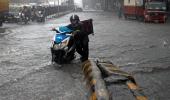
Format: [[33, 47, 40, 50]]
[[83, 0, 169, 12]]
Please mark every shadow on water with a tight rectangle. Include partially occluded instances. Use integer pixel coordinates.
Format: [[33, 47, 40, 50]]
[[119, 56, 170, 75], [51, 60, 82, 74], [0, 28, 6, 35], [0, 28, 12, 38]]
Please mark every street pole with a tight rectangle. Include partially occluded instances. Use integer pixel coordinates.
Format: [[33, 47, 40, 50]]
[[58, 0, 60, 12]]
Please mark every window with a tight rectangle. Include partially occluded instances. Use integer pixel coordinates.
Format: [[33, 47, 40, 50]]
[[128, 0, 130, 3]]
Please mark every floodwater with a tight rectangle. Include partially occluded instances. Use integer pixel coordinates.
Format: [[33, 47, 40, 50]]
[[0, 11, 170, 100]]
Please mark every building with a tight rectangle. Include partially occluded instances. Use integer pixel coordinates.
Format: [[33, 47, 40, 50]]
[[10, 0, 43, 4], [83, 0, 169, 12], [83, 0, 101, 9]]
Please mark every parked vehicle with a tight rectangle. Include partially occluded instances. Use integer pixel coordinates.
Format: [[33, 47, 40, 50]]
[[0, 0, 9, 26], [17, 12, 30, 24], [35, 6, 45, 22], [16, 5, 32, 24], [144, 1, 167, 23], [74, 6, 83, 12], [4, 5, 22, 23], [123, 0, 168, 22], [36, 11, 45, 22]]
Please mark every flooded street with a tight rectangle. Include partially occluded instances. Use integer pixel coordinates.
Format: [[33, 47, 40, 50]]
[[0, 11, 170, 100]]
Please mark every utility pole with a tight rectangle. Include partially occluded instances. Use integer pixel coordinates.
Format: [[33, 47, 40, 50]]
[[68, 0, 74, 9], [58, 0, 60, 12]]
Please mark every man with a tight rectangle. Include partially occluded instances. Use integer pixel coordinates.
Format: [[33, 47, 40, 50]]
[[117, 3, 122, 19], [31, 6, 37, 21], [67, 14, 89, 62], [21, 6, 31, 20]]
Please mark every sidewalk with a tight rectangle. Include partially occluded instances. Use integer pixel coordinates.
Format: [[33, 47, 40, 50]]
[[46, 10, 72, 20]]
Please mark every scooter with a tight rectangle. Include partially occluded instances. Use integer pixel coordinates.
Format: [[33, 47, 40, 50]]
[[51, 26, 76, 65], [17, 12, 29, 24], [36, 11, 45, 22]]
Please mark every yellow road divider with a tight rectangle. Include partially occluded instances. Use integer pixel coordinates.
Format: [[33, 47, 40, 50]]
[[96, 60, 148, 100], [82, 60, 110, 100], [82, 59, 148, 100]]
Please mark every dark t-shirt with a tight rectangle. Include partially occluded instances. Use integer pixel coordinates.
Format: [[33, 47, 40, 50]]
[[67, 22, 89, 43]]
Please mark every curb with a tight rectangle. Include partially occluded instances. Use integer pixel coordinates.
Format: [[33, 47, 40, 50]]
[[46, 11, 72, 20]]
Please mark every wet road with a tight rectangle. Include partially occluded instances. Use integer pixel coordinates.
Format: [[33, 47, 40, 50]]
[[0, 11, 170, 100]]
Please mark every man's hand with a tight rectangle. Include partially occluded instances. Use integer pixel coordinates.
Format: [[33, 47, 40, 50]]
[[51, 28, 56, 31], [72, 30, 80, 36], [72, 31, 77, 36], [72, 30, 81, 39]]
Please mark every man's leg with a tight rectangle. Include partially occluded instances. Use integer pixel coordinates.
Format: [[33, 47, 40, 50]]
[[76, 44, 84, 56], [67, 36, 75, 57], [81, 42, 89, 62]]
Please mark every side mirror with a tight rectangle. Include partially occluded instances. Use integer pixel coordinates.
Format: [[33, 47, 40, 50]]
[[51, 28, 60, 33], [56, 30, 60, 33]]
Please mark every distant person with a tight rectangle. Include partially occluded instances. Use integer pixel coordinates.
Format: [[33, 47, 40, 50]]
[[31, 6, 37, 21], [21, 6, 31, 20], [117, 3, 122, 19]]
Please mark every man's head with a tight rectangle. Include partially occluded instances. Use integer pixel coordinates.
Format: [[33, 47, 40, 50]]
[[23, 6, 27, 9], [70, 14, 80, 26]]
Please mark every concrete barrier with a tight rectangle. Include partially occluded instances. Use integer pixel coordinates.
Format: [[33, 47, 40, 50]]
[[82, 59, 148, 100], [96, 60, 148, 100], [82, 59, 110, 100]]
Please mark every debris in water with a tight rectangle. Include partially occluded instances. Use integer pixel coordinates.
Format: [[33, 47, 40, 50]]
[[163, 40, 168, 47]]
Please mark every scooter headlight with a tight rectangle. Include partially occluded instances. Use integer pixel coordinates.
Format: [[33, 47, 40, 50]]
[[53, 44, 60, 50], [53, 41, 67, 50], [21, 13, 24, 16], [19, 13, 21, 16]]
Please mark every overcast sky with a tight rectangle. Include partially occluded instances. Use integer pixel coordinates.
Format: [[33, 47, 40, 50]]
[[74, 0, 82, 7], [48, 0, 82, 6]]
